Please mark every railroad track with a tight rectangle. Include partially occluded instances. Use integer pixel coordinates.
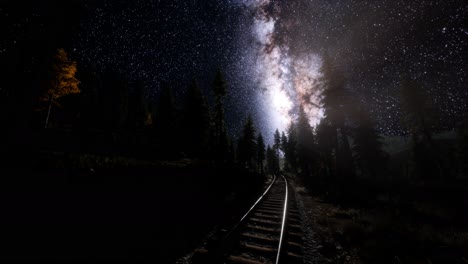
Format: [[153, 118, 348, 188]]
[[193, 175, 303, 264]]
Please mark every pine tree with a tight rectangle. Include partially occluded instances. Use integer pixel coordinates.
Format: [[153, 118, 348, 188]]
[[286, 123, 298, 172], [400, 78, 440, 179], [296, 106, 316, 176], [316, 120, 335, 178], [237, 137, 245, 165], [280, 131, 288, 153], [76, 69, 101, 129], [400, 79, 435, 142], [128, 80, 148, 129], [218, 129, 230, 162], [183, 79, 211, 158], [154, 85, 178, 155], [274, 129, 281, 156], [227, 137, 236, 165], [319, 54, 354, 179], [280, 131, 288, 170], [266, 145, 280, 174], [41, 48, 80, 128], [256, 133, 266, 174], [458, 111, 468, 177], [212, 69, 229, 160], [101, 69, 129, 130], [352, 106, 387, 178], [238, 115, 257, 168]]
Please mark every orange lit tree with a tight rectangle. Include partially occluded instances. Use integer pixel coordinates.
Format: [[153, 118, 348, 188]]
[[42, 48, 80, 128]]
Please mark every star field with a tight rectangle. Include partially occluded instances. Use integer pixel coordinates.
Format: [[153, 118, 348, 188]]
[[9, 0, 463, 141], [75, 0, 258, 138], [242, 0, 467, 136], [75, 1, 239, 93]]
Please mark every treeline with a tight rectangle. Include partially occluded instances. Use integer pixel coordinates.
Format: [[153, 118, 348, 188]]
[[4, 47, 468, 180], [29, 49, 241, 163], [252, 55, 468, 183]]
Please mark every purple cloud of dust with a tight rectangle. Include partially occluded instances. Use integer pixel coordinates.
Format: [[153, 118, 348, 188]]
[[237, 0, 324, 133]]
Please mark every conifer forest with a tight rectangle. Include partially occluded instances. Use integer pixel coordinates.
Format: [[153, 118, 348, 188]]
[[1, 1, 467, 263]]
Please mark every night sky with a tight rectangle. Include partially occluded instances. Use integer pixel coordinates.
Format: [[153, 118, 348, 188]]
[[3, 0, 467, 143]]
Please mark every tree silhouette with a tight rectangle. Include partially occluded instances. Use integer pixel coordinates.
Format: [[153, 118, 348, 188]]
[[400, 78, 440, 179], [285, 123, 298, 172], [458, 111, 468, 176], [101, 69, 128, 130], [154, 85, 178, 156], [270, 129, 281, 171], [156, 86, 176, 128], [274, 129, 281, 157], [227, 137, 236, 165], [352, 106, 387, 178], [182, 79, 211, 158], [238, 115, 257, 168], [280, 131, 288, 170], [400, 79, 436, 141], [296, 106, 317, 177], [319, 55, 354, 179], [316, 120, 335, 178], [266, 145, 280, 174], [256, 133, 266, 174], [212, 69, 229, 160], [41, 48, 80, 128], [402, 79, 435, 134], [128, 80, 149, 130], [76, 68, 101, 129]]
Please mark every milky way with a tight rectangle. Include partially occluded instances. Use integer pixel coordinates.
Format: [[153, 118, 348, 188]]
[[231, 0, 466, 140], [234, 0, 324, 134], [69, 0, 466, 143]]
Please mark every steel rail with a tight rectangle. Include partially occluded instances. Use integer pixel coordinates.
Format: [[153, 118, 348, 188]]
[[222, 175, 277, 241], [275, 175, 289, 264]]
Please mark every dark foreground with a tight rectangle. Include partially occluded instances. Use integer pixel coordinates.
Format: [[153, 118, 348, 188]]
[[297, 176, 468, 263], [0, 165, 263, 263]]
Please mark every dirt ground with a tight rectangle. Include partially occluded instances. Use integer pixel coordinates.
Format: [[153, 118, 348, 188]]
[[291, 176, 468, 264]]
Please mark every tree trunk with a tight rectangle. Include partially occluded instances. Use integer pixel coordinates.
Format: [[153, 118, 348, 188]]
[[45, 94, 53, 128], [338, 125, 354, 179]]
